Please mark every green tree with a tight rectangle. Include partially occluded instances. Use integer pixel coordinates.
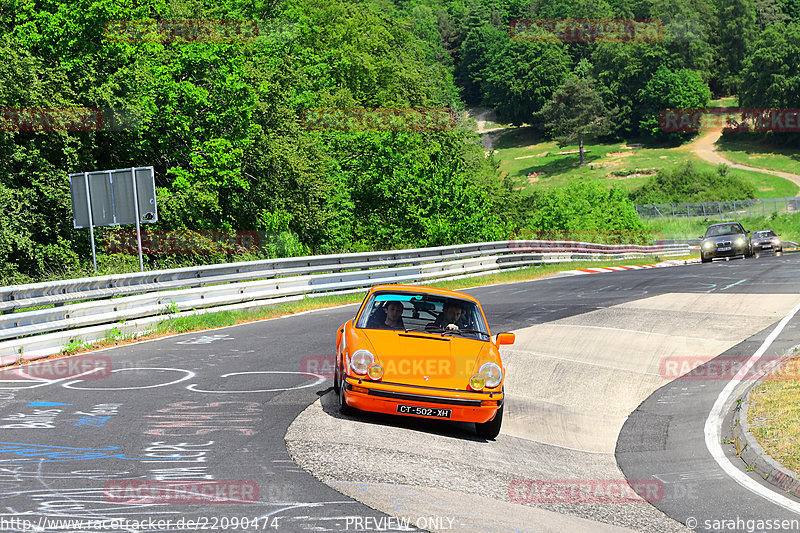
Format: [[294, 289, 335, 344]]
[[715, 0, 758, 95], [482, 39, 572, 124], [534, 75, 616, 166], [638, 65, 711, 139], [740, 22, 800, 108], [590, 41, 668, 136], [527, 179, 643, 232]]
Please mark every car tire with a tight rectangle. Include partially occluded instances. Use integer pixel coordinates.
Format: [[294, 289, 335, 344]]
[[476, 404, 503, 440], [701, 256, 711, 263], [337, 371, 355, 416], [333, 364, 340, 394]]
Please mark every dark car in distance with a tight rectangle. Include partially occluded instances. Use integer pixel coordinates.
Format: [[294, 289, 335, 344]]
[[751, 229, 782, 255], [700, 222, 753, 263]]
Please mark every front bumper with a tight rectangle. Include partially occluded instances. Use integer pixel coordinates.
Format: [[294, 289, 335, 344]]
[[342, 376, 502, 423], [702, 245, 748, 259], [754, 242, 780, 252]]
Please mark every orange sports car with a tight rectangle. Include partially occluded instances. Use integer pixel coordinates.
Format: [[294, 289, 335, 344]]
[[334, 284, 514, 439]]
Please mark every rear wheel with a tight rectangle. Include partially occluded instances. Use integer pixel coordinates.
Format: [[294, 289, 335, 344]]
[[476, 404, 503, 440]]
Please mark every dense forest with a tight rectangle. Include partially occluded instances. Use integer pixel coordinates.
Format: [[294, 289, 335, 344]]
[[1, 0, 799, 282]]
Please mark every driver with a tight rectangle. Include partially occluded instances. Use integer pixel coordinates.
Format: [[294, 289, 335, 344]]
[[427, 301, 465, 331]]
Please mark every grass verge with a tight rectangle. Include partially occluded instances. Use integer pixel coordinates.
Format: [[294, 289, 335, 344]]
[[643, 211, 800, 242], [747, 354, 800, 474], [1, 254, 696, 365], [716, 136, 800, 178]]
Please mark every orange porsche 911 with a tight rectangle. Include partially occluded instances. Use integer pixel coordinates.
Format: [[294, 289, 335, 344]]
[[334, 284, 514, 439]]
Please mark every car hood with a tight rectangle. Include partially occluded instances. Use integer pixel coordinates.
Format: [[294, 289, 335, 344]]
[[703, 234, 746, 243], [359, 329, 493, 389]]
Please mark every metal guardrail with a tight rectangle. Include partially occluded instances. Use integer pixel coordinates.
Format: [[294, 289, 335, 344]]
[[0, 240, 690, 361]]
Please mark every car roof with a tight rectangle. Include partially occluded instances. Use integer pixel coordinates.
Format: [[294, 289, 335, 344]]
[[366, 284, 480, 305], [708, 222, 741, 228]]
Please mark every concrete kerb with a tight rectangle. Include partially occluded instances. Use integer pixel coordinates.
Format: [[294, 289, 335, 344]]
[[730, 345, 800, 498]]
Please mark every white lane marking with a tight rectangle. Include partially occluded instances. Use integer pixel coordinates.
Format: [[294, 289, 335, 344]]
[[704, 297, 800, 514], [186, 371, 326, 393], [61, 368, 196, 390], [0, 367, 106, 391]]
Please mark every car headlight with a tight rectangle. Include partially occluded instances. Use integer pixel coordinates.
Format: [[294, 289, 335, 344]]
[[469, 374, 486, 391], [774, 238, 781, 245], [703, 241, 713, 249], [479, 362, 503, 388], [350, 349, 374, 375], [735, 237, 745, 246], [367, 363, 383, 380]]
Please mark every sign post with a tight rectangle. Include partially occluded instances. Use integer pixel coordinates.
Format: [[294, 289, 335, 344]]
[[69, 166, 157, 273], [130, 166, 144, 272], [83, 172, 98, 272]]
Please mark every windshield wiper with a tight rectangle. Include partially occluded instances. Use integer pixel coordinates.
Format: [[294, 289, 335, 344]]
[[405, 327, 444, 333], [442, 328, 488, 338]]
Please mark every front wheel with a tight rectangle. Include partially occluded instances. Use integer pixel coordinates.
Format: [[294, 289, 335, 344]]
[[476, 404, 503, 440], [337, 371, 355, 416], [701, 256, 711, 263]]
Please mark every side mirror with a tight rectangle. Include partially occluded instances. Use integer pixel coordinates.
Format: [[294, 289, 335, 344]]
[[496, 332, 515, 346], [746, 230, 750, 234], [698, 236, 704, 239]]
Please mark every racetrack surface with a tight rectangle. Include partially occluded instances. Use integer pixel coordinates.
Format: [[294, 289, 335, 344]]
[[1, 253, 799, 532]]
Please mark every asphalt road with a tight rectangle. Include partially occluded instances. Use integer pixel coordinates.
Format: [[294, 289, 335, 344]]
[[0, 252, 798, 532], [617, 255, 800, 532]]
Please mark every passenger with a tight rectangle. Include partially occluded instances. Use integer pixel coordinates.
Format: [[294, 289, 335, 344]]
[[367, 301, 406, 330]]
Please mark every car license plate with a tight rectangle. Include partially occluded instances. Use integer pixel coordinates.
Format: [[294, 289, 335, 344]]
[[762, 245, 772, 249], [718, 246, 731, 251], [396, 405, 451, 418]]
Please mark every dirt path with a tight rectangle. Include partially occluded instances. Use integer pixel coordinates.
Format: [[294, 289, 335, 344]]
[[466, 106, 516, 152], [684, 128, 800, 188]]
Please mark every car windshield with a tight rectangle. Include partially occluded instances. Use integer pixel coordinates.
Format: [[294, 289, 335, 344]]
[[356, 292, 490, 340], [754, 231, 776, 238], [705, 224, 743, 237]]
